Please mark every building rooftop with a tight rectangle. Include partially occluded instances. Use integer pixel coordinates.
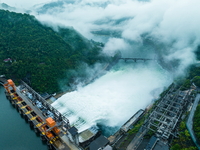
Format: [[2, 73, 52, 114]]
[[89, 135, 109, 150], [68, 126, 78, 136], [144, 136, 158, 150]]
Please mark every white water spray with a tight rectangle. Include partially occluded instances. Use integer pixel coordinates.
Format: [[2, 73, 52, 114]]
[[52, 61, 172, 135]]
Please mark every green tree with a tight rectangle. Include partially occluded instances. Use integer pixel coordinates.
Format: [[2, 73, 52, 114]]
[[0, 9, 111, 93], [193, 76, 200, 87]]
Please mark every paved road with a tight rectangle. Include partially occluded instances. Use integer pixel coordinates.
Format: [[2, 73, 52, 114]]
[[126, 128, 147, 150], [186, 94, 200, 150]]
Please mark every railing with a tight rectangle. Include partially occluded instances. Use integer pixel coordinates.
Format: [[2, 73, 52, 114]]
[[0, 77, 7, 85], [20, 80, 71, 129]]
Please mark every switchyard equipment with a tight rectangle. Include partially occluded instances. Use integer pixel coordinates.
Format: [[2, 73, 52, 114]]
[[143, 84, 192, 141]]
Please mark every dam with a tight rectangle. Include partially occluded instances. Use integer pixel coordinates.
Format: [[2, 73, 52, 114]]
[[1, 78, 87, 150], [0, 77, 114, 150], [0, 58, 172, 150]]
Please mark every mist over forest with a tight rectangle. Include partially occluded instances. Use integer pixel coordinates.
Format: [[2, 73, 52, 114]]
[[1, 0, 200, 80], [0, 8, 112, 93], [33, 0, 200, 79]]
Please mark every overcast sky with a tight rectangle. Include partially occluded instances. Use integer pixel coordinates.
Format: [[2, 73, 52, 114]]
[[1, 0, 50, 8]]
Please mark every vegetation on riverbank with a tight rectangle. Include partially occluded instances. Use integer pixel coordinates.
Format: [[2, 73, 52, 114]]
[[181, 65, 200, 146], [193, 104, 200, 144], [171, 120, 197, 150], [170, 65, 200, 150]]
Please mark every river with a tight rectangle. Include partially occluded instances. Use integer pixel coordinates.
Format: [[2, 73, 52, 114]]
[[0, 86, 47, 150]]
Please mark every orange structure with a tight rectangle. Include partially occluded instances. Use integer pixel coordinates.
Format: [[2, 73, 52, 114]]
[[46, 117, 60, 134], [46, 117, 56, 127], [41, 117, 60, 139], [4, 79, 16, 93]]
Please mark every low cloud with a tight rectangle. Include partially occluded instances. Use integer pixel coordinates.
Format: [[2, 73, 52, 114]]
[[22, 0, 200, 77], [1, 0, 50, 9], [2, 0, 199, 82], [103, 38, 131, 57]]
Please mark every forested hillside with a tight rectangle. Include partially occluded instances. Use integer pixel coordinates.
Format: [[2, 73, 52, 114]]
[[0, 9, 111, 93]]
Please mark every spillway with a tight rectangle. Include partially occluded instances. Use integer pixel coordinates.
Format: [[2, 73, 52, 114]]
[[52, 61, 172, 136]]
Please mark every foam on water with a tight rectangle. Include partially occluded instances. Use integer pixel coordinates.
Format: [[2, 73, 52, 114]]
[[52, 61, 172, 134]]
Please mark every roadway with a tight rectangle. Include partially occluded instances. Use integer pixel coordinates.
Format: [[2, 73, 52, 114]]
[[186, 94, 200, 150], [16, 87, 76, 150], [126, 128, 147, 150]]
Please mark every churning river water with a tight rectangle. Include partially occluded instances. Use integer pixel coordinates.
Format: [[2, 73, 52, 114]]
[[52, 61, 172, 136]]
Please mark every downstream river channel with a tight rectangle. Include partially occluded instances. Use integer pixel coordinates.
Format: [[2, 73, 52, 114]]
[[0, 87, 47, 150]]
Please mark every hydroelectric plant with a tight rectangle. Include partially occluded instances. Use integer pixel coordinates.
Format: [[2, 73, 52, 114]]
[[0, 58, 172, 150]]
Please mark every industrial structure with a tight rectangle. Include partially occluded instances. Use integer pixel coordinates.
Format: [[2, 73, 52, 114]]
[[2, 79, 110, 150], [1, 77, 195, 150], [108, 109, 145, 148], [1, 77, 121, 150], [121, 109, 145, 133], [119, 83, 195, 150], [144, 136, 158, 150], [3, 79, 77, 150], [143, 84, 193, 141]]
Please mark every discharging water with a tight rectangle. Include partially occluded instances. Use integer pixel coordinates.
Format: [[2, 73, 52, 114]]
[[52, 61, 172, 136]]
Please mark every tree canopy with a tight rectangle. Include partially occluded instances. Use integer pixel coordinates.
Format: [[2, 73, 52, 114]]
[[0, 9, 111, 93]]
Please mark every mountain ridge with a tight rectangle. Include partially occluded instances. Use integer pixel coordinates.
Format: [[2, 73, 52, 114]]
[[0, 9, 110, 93]]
